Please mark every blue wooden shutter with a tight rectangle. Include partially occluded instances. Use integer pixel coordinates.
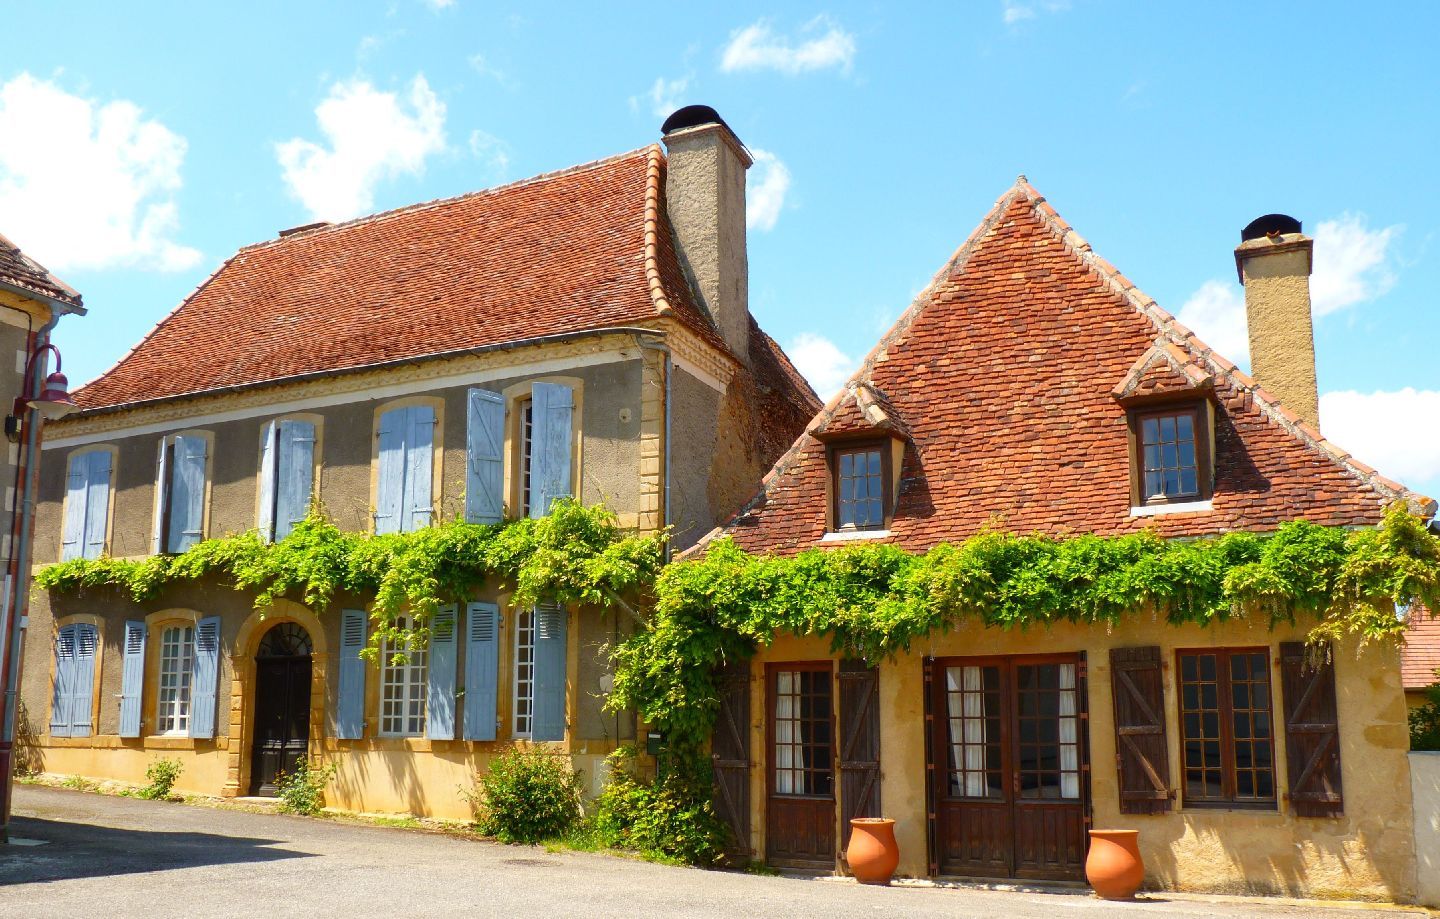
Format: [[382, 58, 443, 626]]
[[532, 602, 568, 742], [337, 609, 367, 739], [81, 451, 112, 560], [257, 421, 278, 541], [167, 434, 207, 552], [151, 439, 168, 555], [49, 625, 76, 736], [61, 456, 88, 561], [529, 384, 574, 518], [403, 405, 435, 532], [189, 616, 221, 739], [118, 620, 146, 737], [462, 602, 500, 741], [427, 604, 458, 739], [275, 420, 316, 540], [69, 623, 97, 737], [465, 389, 505, 525], [375, 410, 405, 534]]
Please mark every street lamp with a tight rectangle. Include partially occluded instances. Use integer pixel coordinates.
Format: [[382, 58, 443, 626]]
[[5, 344, 76, 440]]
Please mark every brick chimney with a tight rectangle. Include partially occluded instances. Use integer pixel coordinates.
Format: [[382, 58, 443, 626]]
[[1235, 214, 1319, 429], [662, 106, 752, 361]]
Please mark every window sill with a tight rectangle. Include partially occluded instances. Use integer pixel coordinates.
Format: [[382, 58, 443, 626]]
[[821, 529, 892, 543], [1130, 499, 1212, 517]]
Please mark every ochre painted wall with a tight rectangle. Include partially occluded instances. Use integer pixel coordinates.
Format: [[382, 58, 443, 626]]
[[748, 620, 1416, 902]]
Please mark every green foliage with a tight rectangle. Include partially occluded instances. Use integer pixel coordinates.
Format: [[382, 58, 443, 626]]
[[36, 499, 665, 660], [275, 756, 339, 815], [610, 505, 1440, 802], [466, 747, 583, 844], [1411, 683, 1440, 752], [60, 774, 96, 792], [137, 757, 184, 800], [589, 748, 727, 864]]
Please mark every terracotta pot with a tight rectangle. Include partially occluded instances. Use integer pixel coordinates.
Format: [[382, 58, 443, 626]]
[[1086, 829, 1145, 900], [846, 818, 900, 885]]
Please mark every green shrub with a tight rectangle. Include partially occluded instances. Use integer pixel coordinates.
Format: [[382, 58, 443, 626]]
[[591, 748, 726, 865], [466, 747, 581, 844], [276, 756, 339, 815], [1412, 683, 1440, 751], [60, 774, 96, 792], [137, 757, 184, 800]]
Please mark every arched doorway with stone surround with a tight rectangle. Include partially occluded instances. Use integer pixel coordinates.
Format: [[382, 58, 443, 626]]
[[225, 600, 329, 799]]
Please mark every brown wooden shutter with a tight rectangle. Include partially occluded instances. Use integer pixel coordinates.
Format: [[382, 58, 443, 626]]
[[1109, 646, 1173, 814], [838, 659, 882, 854], [710, 659, 752, 862], [1279, 642, 1344, 817]]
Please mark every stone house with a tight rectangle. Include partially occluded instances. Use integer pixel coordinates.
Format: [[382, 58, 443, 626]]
[[19, 108, 818, 816], [700, 182, 1430, 900], [0, 233, 84, 830]]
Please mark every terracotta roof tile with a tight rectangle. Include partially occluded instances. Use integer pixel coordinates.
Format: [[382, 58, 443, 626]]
[[1404, 608, 1440, 690], [710, 180, 1435, 556], [0, 231, 81, 309], [74, 147, 729, 411]]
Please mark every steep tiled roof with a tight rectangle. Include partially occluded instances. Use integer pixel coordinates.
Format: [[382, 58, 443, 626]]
[[709, 179, 1434, 555], [0, 232, 82, 309], [1404, 610, 1440, 691], [74, 147, 729, 411]]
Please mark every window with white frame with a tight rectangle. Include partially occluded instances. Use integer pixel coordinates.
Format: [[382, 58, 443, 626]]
[[156, 625, 195, 735], [380, 617, 428, 737], [519, 399, 534, 517], [513, 608, 536, 737]]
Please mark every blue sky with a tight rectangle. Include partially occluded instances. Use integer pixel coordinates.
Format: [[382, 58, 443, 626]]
[[3, 2, 1439, 493]]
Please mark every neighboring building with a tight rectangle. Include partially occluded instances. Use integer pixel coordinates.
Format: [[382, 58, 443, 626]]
[[19, 109, 818, 815], [702, 183, 1430, 899], [0, 232, 85, 834], [1405, 612, 1440, 708]]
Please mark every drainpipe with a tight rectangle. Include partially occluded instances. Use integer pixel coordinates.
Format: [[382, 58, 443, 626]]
[[0, 312, 60, 842], [634, 336, 672, 561]]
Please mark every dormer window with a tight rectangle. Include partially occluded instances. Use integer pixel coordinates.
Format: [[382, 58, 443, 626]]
[[1130, 403, 1212, 506], [832, 441, 889, 531]]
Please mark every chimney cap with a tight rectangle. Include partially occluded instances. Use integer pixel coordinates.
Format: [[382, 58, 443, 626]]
[[662, 105, 743, 145], [1241, 214, 1302, 242]]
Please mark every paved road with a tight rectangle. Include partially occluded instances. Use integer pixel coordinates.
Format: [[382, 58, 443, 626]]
[[0, 785, 1424, 919]]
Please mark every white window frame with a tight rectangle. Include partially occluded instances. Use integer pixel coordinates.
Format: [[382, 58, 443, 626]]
[[156, 625, 195, 736], [518, 398, 534, 517], [380, 617, 428, 737], [512, 607, 536, 738]]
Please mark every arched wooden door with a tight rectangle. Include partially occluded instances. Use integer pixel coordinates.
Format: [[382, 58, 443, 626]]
[[250, 622, 313, 796]]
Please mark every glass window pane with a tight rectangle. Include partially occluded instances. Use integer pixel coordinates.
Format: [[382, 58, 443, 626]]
[[1179, 469, 1198, 495], [839, 453, 853, 476], [1178, 413, 1194, 440], [1142, 418, 1159, 443], [1160, 416, 1176, 441]]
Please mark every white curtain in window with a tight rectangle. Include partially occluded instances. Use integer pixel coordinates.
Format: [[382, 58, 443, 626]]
[[1059, 662, 1080, 800], [774, 671, 797, 794], [962, 666, 987, 798]]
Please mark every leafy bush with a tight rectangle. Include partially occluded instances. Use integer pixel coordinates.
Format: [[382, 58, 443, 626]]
[[1412, 683, 1440, 751], [137, 757, 184, 800], [591, 748, 727, 865], [276, 756, 339, 815], [467, 747, 581, 844]]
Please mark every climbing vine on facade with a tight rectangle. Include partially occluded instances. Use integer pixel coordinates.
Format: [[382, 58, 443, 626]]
[[35, 499, 665, 658]]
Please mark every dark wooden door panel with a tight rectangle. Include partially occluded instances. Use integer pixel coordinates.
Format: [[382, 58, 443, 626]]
[[766, 663, 836, 869], [711, 660, 752, 862], [250, 655, 312, 796], [931, 654, 1088, 881], [837, 660, 881, 853]]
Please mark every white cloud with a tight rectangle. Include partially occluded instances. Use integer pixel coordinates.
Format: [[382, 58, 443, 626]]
[[423, 0, 455, 9], [1311, 213, 1400, 316], [746, 148, 790, 232], [0, 73, 201, 272], [1321, 388, 1440, 488], [1003, 0, 1071, 24], [277, 75, 447, 222], [631, 76, 689, 118], [467, 129, 510, 179], [787, 332, 855, 398], [1175, 212, 1403, 369], [1177, 279, 1250, 367], [721, 16, 856, 75]]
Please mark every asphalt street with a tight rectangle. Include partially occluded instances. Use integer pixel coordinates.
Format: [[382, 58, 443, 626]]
[[0, 785, 1425, 919]]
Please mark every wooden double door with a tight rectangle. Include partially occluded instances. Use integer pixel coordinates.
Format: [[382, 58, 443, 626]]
[[250, 623, 313, 796], [929, 654, 1089, 880]]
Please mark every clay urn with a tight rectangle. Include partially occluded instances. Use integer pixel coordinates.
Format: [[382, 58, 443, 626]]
[[846, 818, 900, 885], [1086, 829, 1145, 900]]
